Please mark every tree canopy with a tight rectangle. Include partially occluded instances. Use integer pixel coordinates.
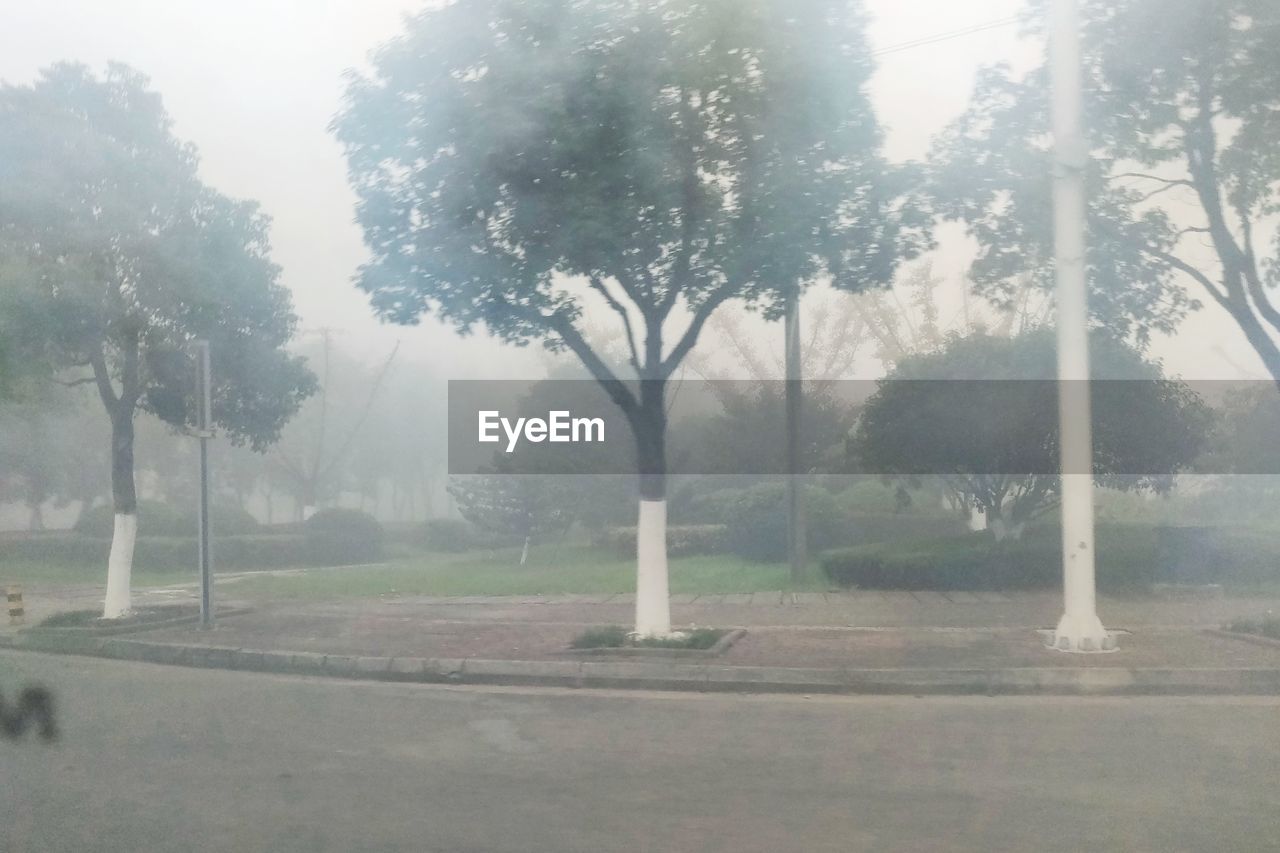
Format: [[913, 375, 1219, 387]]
[[0, 63, 315, 461], [852, 329, 1213, 537], [933, 0, 1280, 374], [332, 0, 921, 453], [0, 63, 315, 616]]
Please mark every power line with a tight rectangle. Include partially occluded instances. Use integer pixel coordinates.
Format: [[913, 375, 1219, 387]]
[[872, 15, 1021, 57]]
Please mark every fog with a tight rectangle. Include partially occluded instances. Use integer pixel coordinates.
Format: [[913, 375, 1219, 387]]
[[1, 0, 1264, 382]]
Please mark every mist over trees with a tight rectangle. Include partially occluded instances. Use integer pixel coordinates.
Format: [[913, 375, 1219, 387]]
[[333, 0, 926, 635], [0, 63, 315, 616], [852, 329, 1214, 539], [1, 0, 1278, 618], [934, 0, 1280, 381]]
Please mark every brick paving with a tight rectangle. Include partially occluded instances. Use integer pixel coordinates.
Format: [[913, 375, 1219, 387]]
[[113, 592, 1280, 671], [11, 579, 1280, 671]]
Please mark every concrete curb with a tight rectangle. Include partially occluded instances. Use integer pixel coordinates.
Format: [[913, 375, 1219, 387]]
[[5, 631, 1280, 695]]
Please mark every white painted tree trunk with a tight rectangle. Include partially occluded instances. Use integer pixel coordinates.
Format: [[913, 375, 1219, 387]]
[[990, 517, 1025, 542], [967, 506, 988, 532], [519, 535, 530, 566], [102, 513, 137, 619], [634, 499, 671, 637]]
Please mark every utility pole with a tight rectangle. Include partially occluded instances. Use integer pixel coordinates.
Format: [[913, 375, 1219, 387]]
[[1049, 0, 1112, 651], [194, 340, 214, 628], [785, 287, 807, 584]]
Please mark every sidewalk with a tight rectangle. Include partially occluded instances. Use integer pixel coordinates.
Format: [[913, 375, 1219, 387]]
[[8, 590, 1280, 695]]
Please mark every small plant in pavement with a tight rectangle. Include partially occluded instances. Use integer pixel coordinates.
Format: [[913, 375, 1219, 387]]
[[570, 625, 727, 650]]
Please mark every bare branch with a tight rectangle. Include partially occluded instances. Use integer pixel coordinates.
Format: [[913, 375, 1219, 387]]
[[1172, 225, 1211, 241], [1140, 245, 1232, 312], [317, 342, 402, 484], [588, 275, 641, 371], [660, 284, 741, 378], [1135, 181, 1195, 203], [1110, 171, 1192, 186]]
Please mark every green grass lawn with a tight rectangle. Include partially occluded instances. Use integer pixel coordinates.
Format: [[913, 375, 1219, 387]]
[[226, 542, 827, 600]]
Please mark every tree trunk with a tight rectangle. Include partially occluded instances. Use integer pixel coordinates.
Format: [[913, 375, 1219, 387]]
[[103, 408, 138, 619], [984, 500, 1024, 542], [632, 380, 670, 637], [519, 535, 530, 566]]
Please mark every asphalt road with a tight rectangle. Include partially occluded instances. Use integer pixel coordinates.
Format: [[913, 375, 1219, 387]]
[[1, 651, 1277, 853]]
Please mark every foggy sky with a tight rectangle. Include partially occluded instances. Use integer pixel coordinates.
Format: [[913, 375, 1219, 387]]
[[0, 0, 1266, 380]]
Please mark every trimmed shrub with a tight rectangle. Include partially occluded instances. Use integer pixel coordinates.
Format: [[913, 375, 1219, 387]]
[[840, 513, 968, 545], [0, 533, 106, 567], [75, 500, 260, 538], [594, 524, 727, 558], [303, 508, 384, 564], [820, 525, 1160, 592], [701, 483, 845, 562], [423, 518, 480, 552], [0, 532, 312, 572]]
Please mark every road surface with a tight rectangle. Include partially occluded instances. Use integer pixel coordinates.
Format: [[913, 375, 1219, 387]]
[[1, 651, 1276, 852]]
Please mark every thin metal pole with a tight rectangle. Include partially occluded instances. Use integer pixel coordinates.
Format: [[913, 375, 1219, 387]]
[[785, 288, 807, 584], [1050, 0, 1109, 651], [195, 340, 214, 628]]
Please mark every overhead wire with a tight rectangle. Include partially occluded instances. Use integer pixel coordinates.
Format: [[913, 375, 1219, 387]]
[[872, 15, 1022, 57]]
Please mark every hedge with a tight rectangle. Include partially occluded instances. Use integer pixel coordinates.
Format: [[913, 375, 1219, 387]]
[[0, 531, 385, 573], [698, 483, 846, 562], [421, 518, 522, 552], [838, 513, 968, 545], [594, 524, 727, 558], [1152, 525, 1280, 586], [303, 508, 385, 564], [820, 525, 1162, 592], [75, 500, 260, 538], [821, 523, 1280, 592]]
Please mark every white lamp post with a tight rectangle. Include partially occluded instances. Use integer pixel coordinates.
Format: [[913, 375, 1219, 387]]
[[1049, 0, 1113, 652]]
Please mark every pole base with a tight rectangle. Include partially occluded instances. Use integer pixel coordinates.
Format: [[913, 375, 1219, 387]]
[[1048, 613, 1118, 653]]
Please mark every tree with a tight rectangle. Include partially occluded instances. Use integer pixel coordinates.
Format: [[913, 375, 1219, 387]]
[[334, 0, 913, 635], [1208, 382, 1280, 476], [684, 382, 855, 477], [852, 329, 1213, 540], [0, 386, 107, 529], [0, 64, 314, 617], [448, 472, 576, 565], [933, 0, 1279, 383], [266, 332, 398, 519]]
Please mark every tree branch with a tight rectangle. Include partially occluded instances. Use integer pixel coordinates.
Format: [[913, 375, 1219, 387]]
[[588, 276, 641, 371], [541, 310, 638, 415], [1236, 207, 1280, 334], [1134, 181, 1195, 203], [1140, 245, 1232, 312], [88, 347, 118, 411], [317, 342, 401, 485], [660, 284, 740, 379], [1111, 171, 1193, 187]]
